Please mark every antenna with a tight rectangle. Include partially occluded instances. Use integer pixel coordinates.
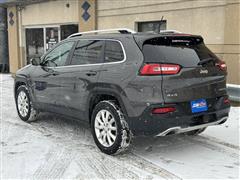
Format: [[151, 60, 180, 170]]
[[160, 16, 164, 22], [159, 16, 164, 33]]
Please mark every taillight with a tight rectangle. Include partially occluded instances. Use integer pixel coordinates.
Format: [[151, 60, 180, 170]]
[[216, 60, 227, 71], [224, 97, 230, 104], [140, 64, 181, 75], [152, 107, 176, 114]]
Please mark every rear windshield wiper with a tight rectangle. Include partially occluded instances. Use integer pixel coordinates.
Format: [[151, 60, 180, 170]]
[[198, 58, 215, 65]]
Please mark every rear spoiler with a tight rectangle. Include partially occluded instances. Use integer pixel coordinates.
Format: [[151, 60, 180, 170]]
[[133, 34, 203, 50]]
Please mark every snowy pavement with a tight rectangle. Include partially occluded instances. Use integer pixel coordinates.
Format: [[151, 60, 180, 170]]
[[1, 74, 239, 179]]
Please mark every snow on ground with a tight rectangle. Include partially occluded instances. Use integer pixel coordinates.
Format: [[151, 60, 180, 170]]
[[0, 74, 239, 179], [203, 107, 239, 146]]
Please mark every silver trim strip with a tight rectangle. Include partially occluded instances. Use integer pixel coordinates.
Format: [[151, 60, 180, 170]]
[[160, 30, 182, 33], [156, 116, 228, 136], [46, 39, 126, 69], [68, 28, 136, 38]]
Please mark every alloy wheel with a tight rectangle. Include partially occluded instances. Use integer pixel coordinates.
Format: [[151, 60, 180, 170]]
[[94, 109, 117, 147], [17, 91, 29, 117]]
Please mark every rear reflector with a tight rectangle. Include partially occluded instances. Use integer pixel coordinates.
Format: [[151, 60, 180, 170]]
[[152, 107, 176, 114], [216, 60, 227, 71], [140, 64, 181, 75]]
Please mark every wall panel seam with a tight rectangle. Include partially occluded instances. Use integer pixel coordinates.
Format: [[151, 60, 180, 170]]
[[98, 0, 193, 11], [98, 2, 240, 18]]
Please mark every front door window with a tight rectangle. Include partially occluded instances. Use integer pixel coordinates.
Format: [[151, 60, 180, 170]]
[[43, 41, 75, 67]]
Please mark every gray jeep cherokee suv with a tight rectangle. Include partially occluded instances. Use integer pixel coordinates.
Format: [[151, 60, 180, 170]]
[[14, 29, 230, 155]]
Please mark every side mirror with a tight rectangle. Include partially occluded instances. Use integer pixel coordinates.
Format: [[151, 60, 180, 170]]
[[30, 57, 41, 66]]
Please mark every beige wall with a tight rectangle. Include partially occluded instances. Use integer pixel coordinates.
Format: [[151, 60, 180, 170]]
[[97, 0, 240, 84], [21, 0, 79, 26], [7, 6, 20, 73], [79, 0, 96, 32], [20, 0, 96, 29], [223, 3, 240, 84]]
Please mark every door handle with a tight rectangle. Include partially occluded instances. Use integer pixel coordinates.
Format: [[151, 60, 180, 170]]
[[86, 71, 97, 76]]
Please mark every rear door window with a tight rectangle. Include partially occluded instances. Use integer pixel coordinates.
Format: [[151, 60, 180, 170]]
[[104, 41, 124, 63], [142, 37, 218, 67], [71, 40, 104, 65]]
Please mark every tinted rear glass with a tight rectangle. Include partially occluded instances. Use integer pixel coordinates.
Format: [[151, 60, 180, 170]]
[[143, 37, 218, 67]]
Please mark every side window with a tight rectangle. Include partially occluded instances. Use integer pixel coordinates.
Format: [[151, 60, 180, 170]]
[[44, 41, 74, 67], [71, 40, 104, 65], [104, 41, 124, 63]]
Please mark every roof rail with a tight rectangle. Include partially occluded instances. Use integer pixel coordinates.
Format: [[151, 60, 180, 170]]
[[68, 28, 136, 38], [160, 30, 182, 34]]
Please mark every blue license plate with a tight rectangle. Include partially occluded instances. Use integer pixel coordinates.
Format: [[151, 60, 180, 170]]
[[191, 99, 208, 113]]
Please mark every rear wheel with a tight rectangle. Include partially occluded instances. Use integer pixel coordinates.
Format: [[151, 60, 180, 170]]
[[16, 85, 39, 122], [91, 101, 132, 155], [184, 128, 206, 136]]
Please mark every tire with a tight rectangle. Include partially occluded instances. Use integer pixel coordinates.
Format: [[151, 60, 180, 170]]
[[91, 101, 132, 155], [184, 127, 206, 136], [16, 85, 39, 122]]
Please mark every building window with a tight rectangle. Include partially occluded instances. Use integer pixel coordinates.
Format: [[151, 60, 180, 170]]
[[60, 24, 78, 40], [137, 20, 167, 33]]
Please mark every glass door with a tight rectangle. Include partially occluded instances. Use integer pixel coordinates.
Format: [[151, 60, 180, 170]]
[[25, 28, 44, 64], [45, 27, 60, 52], [25, 25, 77, 64]]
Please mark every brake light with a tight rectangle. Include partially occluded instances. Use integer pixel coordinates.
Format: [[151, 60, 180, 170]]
[[216, 60, 227, 71], [224, 98, 230, 104], [152, 107, 176, 114], [140, 64, 181, 75]]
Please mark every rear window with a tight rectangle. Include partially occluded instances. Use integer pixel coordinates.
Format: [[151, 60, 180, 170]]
[[142, 37, 218, 67]]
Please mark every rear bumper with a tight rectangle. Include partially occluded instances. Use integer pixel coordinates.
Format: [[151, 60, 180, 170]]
[[156, 116, 228, 136], [129, 96, 230, 136]]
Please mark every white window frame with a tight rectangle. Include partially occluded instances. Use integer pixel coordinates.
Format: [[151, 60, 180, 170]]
[[24, 23, 79, 65], [25, 25, 61, 53]]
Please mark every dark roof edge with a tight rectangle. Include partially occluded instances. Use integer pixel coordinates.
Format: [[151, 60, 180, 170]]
[[0, 0, 51, 7]]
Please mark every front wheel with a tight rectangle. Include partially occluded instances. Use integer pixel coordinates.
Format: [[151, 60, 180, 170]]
[[16, 85, 39, 122], [91, 101, 132, 155]]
